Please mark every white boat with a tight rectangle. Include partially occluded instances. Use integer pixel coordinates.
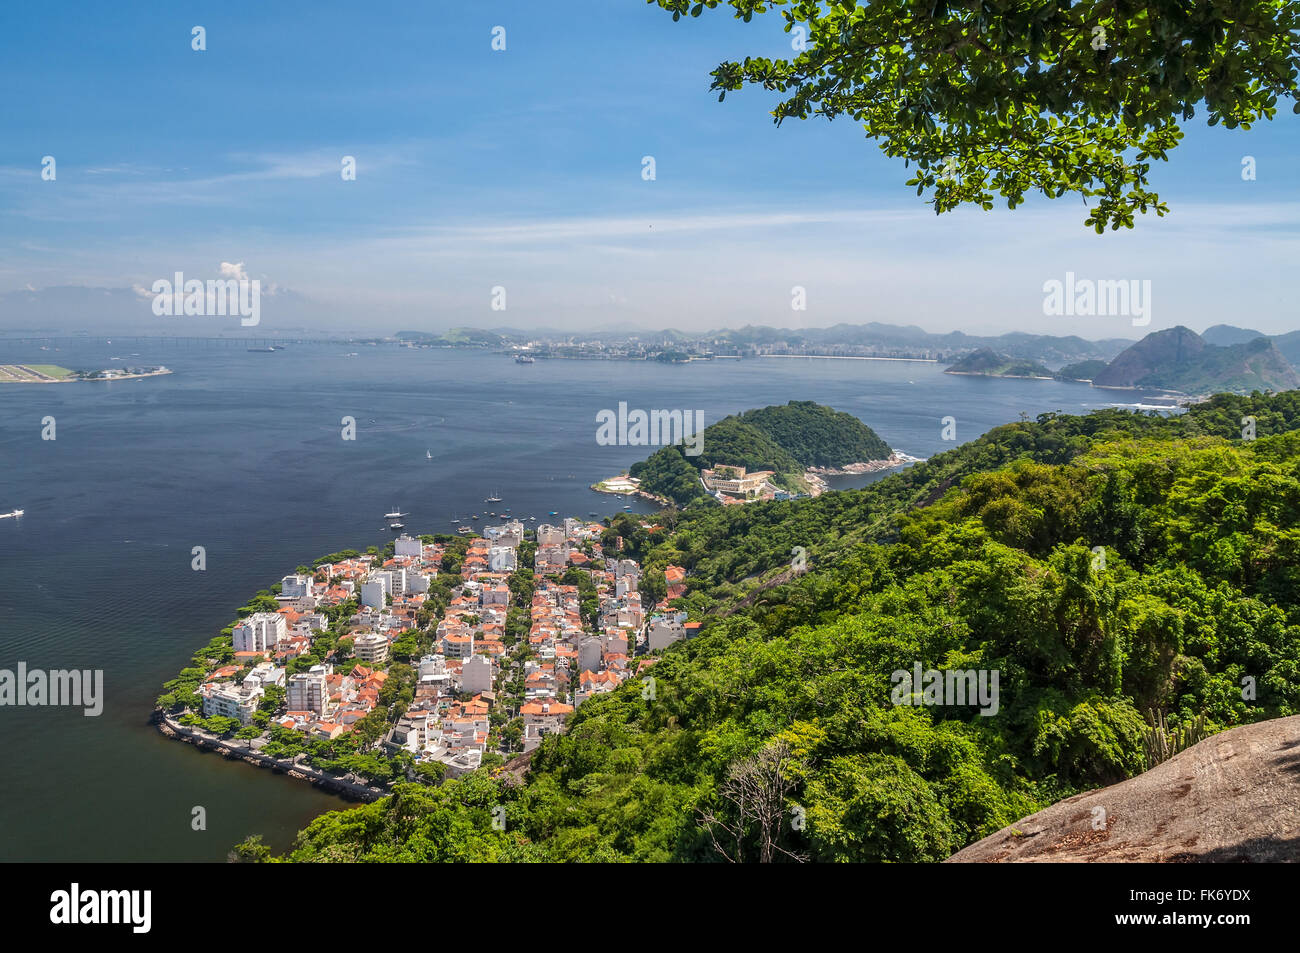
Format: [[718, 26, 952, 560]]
[[426, 449, 433, 459], [384, 508, 407, 519], [388, 521, 405, 530], [484, 492, 502, 503], [0, 509, 23, 519]]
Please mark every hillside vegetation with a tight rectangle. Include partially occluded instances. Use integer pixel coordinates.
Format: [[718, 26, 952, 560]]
[[945, 348, 1052, 378], [273, 391, 1300, 862], [629, 401, 892, 507]]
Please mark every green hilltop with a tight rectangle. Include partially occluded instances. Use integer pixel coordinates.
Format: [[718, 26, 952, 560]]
[[945, 347, 1052, 378], [628, 401, 893, 506]]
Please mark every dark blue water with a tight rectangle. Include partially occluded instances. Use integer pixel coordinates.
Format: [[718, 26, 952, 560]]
[[0, 341, 1155, 860]]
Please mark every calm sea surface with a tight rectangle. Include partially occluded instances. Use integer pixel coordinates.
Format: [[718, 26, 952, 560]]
[[0, 341, 1166, 861]]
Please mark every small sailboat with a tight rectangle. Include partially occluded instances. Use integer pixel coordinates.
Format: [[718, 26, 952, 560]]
[[0, 508, 23, 519], [426, 449, 433, 460]]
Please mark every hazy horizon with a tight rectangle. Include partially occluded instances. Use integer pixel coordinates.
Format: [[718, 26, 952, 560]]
[[3, 3, 1298, 339]]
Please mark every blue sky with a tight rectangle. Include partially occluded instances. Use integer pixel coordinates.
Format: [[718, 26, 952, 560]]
[[2, 0, 1298, 337]]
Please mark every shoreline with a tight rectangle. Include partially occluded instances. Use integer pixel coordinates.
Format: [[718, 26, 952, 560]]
[[943, 370, 1054, 380], [759, 354, 939, 363], [806, 452, 923, 477], [79, 369, 174, 382], [590, 476, 671, 507], [803, 453, 920, 495], [0, 368, 173, 384], [154, 709, 387, 803]]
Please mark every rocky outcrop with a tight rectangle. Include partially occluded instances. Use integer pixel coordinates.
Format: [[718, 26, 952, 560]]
[[947, 716, 1300, 862]]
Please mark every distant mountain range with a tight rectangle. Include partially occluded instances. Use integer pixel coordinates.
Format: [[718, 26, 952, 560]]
[[685, 323, 1133, 363], [6, 285, 1299, 385], [393, 322, 1136, 364], [970, 326, 1300, 395], [1201, 323, 1268, 347], [1093, 327, 1300, 393]]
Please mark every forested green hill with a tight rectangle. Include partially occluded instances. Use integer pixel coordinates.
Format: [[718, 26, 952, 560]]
[[629, 400, 892, 506], [271, 391, 1300, 862]]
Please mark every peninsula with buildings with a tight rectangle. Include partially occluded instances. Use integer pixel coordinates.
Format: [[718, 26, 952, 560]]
[[156, 517, 700, 793]]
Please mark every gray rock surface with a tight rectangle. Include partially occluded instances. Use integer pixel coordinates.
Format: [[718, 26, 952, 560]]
[[947, 716, 1300, 863]]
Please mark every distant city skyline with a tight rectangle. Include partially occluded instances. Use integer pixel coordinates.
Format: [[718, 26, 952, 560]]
[[3, 3, 1298, 337]]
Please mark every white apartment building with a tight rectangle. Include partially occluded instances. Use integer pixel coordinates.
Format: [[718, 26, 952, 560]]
[[360, 576, 389, 609], [484, 521, 524, 548], [232, 612, 287, 654], [536, 524, 565, 546], [202, 683, 261, 725], [394, 534, 422, 557], [286, 670, 328, 714], [280, 574, 313, 599], [353, 632, 390, 665], [488, 546, 517, 573], [441, 631, 474, 659], [243, 663, 285, 692]]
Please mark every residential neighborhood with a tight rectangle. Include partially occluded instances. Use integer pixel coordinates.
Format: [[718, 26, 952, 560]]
[[166, 518, 698, 788]]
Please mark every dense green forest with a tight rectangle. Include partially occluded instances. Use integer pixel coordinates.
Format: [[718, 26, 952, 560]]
[[269, 392, 1300, 862], [629, 400, 893, 506]]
